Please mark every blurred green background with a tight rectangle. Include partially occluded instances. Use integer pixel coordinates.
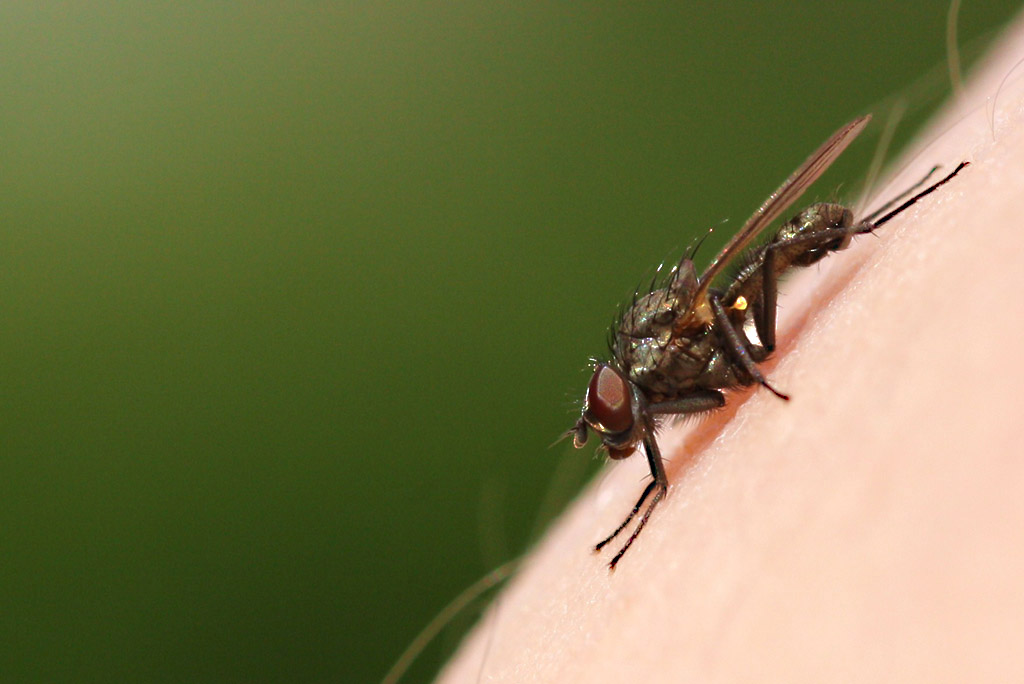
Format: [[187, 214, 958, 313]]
[[0, 2, 1018, 682]]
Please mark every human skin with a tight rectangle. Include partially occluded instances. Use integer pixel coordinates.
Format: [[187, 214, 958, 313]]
[[438, 15, 1024, 684]]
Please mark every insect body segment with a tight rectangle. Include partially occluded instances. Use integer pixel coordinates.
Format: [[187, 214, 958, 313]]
[[570, 116, 967, 570]]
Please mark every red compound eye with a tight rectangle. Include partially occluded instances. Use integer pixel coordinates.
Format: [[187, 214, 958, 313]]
[[585, 364, 634, 434]]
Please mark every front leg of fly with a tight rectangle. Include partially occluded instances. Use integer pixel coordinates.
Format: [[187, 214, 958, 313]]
[[595, 390, 725, 570], [595, 430, 669, 571]]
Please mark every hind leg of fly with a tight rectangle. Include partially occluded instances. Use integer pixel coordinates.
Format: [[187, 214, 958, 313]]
[[753, 225, 862, 354], [751, 162, 968, 355]]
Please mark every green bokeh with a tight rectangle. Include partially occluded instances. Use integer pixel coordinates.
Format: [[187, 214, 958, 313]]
[[0, 2, 1017, 682]]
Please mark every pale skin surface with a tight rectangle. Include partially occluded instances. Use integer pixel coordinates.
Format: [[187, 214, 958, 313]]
[[438, 15, 1024, 684]]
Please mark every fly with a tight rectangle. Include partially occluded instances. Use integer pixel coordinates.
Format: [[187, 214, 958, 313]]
[[570, 115, 967, 570]]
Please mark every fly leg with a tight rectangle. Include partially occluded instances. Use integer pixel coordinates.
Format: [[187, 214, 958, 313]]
[[754, 225, 862, 353], [710, 295, 789, 400], [861, 165, 940, 223], [752, 161, 969, 353], [596, 391, 724, 570], [868, 161, 967, 230], [595, 437, 664, 572]]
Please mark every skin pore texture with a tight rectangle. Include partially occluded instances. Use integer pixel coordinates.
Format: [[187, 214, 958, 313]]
[[438, 15, 1024, 684]]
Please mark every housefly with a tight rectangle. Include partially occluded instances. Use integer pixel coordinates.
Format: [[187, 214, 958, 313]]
[[570, 115, 967, 570]]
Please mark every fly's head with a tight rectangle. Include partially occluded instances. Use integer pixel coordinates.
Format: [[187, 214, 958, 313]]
[[570, 363, 645, 460]]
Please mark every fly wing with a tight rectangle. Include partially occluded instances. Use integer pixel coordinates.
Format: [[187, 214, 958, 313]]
[[695, 115, 871, 297]]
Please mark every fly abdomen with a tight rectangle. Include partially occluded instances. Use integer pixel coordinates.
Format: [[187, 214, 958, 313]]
[[775, 202, 854, 266]]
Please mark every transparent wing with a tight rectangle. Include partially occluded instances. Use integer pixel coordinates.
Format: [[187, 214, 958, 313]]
[[695, 115, 872, 296]]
